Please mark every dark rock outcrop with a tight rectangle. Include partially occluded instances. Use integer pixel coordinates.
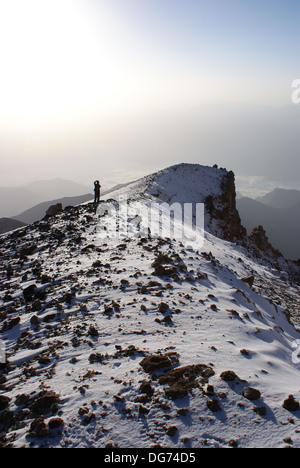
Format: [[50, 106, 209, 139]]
[[217, 171, 247, 242], [45, 203, 63, 218], [249, 225, 281, 259]]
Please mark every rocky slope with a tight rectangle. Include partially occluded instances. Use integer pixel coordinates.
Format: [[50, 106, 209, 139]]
[[0, 164, 299, 448]]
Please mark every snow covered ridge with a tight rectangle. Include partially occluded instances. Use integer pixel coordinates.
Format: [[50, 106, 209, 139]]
[[102, 163, 247, 243], [0, 163, 299, 448]]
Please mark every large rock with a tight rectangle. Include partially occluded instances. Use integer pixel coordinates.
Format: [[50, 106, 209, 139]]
[[218, 171, 247, 242], [0, 395, 11, 411], [242, 387, 261, 401], [249, 225, 281, 258], [46, 203, 63, 217], [282, 395, 299, 412], [23, 284, 38, 302], [30, 391, 59, 414]]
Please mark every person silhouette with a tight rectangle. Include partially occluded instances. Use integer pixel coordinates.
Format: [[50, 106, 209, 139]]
[[94, 180, 101, 204]]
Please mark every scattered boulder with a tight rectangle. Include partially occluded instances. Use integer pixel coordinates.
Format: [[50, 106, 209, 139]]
[[204, 384, 215, 396], [0, 395, 10, 411], [30, 391, 59, 414], [220, 370, 238, 382], [241, 276, 255, 288], [228, 439, 238, 448], [158, 302, 169, 313], [35, 419, 50, 437], [249, 225, 281, 259], [62, 292, 76, 305], [253, 406, 267, 416], [38, 355, 51, 365], [88, 325, 99, 337], [48, 417, 64, 430], [89, 353, 104, 364], [19, 244, 37, 257], [165, 425, 177, 436], [138, 404, 149, 415], [30, 315, 39, 325], [42, 313, 56, 323], [140, 381, 154, 396], [15, 394, 30, 407], [242, 387, 261, 401], [31, 299, 42, 312], [282, 395, 299, 412], [23, 284, 38, 302], [151, 254, 178, 279], [46, 203, 63, 218], [206, 399, 221, 413], [30, 418, 49, 437], [139, 354, 175, 374], [159, 365, 215, 400], [1, 316, 20, 332]]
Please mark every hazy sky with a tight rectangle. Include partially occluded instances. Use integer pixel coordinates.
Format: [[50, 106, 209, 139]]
[[0, 0, 299, 192]]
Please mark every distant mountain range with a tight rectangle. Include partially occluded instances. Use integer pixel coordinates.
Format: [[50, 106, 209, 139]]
[[0, 218, 27, 235], [0, 179, 91, 219], [256, 188, 300, 209], [237, 188, 300, 260], [0, 179, 132, 233], [0, 194, 93, 234], [13, 194, 93, 225]]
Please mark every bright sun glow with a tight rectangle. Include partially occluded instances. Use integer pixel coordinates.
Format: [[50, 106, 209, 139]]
[[0, 0, 130, 133], [0, 0, 220, 136], [0, 0, 284, 137]]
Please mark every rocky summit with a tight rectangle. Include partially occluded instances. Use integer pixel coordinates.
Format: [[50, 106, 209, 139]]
[[0, 163, 299, 448]]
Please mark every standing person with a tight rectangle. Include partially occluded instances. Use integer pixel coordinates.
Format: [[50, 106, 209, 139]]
[[94, 180, 101, 204]]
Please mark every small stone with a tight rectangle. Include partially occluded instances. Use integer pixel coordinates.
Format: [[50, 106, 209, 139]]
[[88, 325, 99, 337], [48, 417, 64, 429], [32, 299, 42, 312], [165, 425, 177, 436], [253, 406, 266, 416], [158, 302, 169, 313], [140, 381, 154, 395], [241, 276, 255, 288], [139, 354, 173, 373], [228, 439, 238, 447], [30, 315, 39, 325], [242, 387, 261, 401], [30, 391, 59, 413], [206, 399, 221, 412], [204, 385, 215, 396], [15, 394, 30, 407], [0, 395, 11, 411], [78, 407, 89, 416], [35, 420, 50, 437], [282, 395, 299, 412], [220, 370, 238, 382], [177, 408, 189, 416], [138, 405, 150, 415]]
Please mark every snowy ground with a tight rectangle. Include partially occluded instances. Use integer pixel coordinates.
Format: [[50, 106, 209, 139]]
[[0, 164, 299, 448]]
